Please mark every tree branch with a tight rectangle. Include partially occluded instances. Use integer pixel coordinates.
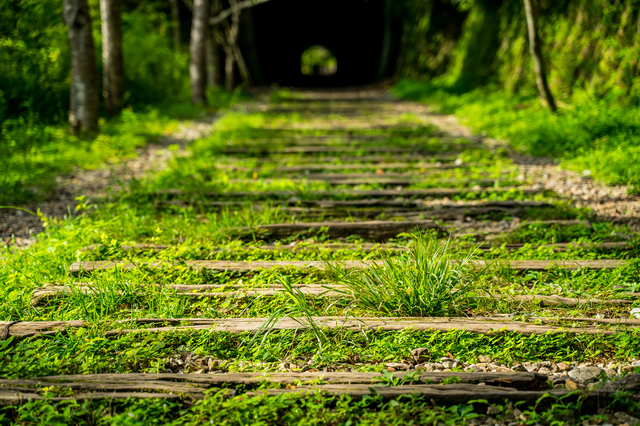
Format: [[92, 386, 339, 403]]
[[209, 0, 269, 25]]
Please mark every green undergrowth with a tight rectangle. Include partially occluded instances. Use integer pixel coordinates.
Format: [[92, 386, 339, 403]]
[[7, 391, 636, 426], [394, 80, 640, 192], [327, 235, 476, 317], [1, 0, 248, 205], [2, 202, 640, 322], [3, 328, 640, 379], [1, 106, 196, 205]]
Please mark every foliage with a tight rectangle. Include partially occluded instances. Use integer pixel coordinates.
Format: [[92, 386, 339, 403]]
[[327, 233, 477, 316], [0, 108, 185, 204], [0, 0, 70, 122], [394, 79, 640, 191], [398, 0, 640, 102], [300, 45, 338, 76]]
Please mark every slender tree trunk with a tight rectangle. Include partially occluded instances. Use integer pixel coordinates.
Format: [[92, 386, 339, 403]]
[[63, 0, 100, 133], [205, 26, 216, 87], [375, 0, 393, 80], [211, 26, 223, 87], [169, 0, 181, 51], [100, 0, 125, 116], [523, 0, 557, 113], [224, 42, 235, 92], [190, 0, 210, 105]]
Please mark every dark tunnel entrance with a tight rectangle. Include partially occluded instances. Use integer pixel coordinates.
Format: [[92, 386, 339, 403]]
[[243, 0, 399, 87]]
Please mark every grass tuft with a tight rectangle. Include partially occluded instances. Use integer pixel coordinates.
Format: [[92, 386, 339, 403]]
[[327, 233, 477, 317]]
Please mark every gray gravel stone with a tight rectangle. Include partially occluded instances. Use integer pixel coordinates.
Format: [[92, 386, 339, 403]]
[[568, 366, 603, 384]]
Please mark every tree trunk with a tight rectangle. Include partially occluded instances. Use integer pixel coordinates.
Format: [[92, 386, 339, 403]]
[[205, 27, 217, 87], [189, 0, 210, 105], [211, 26, 223, 87], [523, 0, 557, 113], [169, 0, 181, 51], [63, 0, 100, 133], [224, 43, 235, 92], [100, 0, 125, 116]]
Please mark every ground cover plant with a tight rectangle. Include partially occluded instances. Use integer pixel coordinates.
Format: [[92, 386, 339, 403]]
[[394, 79, 640, 193], [2, 89, 640, 424]]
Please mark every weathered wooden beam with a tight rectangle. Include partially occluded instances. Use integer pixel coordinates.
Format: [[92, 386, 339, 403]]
[[1, 371, 548, 389], [222, 178, 510, 188], [31, 283, 635, 307], [80, 240, 632, 255], [244, 219, 443, 240], [225, 145, 462, 155], [154, 187, 542, 200], [0, 373, 234, 406], [272, 162, 468, 172], [30, 284, 342, 305], [4, 316, 637, 340], [254, 154, 461, 164], [69, 259, 626, 275]]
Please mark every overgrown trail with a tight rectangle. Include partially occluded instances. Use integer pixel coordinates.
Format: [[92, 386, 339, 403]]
[[2, 89, 640, 423]]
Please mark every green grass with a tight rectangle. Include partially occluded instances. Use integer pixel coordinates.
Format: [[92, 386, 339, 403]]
[[9, 390, 630, 426], [3, 88, 640, 422], [394, 79, 640, 193], [327, 234, 477, 316], [0, 88, 244, 205]]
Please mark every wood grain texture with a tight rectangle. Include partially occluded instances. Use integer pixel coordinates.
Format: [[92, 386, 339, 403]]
[[155, 187, 541, 199], [2, 371, 548, 388], [247, 219, 443, 240], [0, 372, 235, 406], [31, 284, 635, 307], [3, 316, 636, 339], [69, 258, 626, 275]]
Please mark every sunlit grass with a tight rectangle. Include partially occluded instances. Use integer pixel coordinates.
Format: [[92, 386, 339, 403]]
[[327, 233, 478, 317]]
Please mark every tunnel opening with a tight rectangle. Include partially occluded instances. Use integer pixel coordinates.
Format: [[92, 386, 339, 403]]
[[301, 46, 338, 77], [244, 0, 400, 88], [300, 45, 338, 86]]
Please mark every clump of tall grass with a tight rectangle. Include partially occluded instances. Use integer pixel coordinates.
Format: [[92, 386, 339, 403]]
[[328, 234, 476, 317]]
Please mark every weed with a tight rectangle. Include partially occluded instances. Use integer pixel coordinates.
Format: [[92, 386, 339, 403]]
[[327, 233, 478, 316]]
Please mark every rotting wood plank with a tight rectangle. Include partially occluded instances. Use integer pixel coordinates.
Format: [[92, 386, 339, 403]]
[[0, 391, 192, 406], [79, 240, 632, 255], [154, 187, 542, 200], [225, 146, 466, 155], [158, 198, 550, 209], [276, 206, 528, 220], [0, 372, 548, 395], [68, 259, 626, 275], [303, 171, 505, 180], [223, 178, 510, 188], [30, 284, 343, 305], [263, 123, 431, 131], [245, 384, 633, 404], [80, 242, 407, 253], [244, 134, 459, 146], [306, 178, 507, 187], [273, 162, 470, 173], [264, 154, 462, 164], [243, 219, 443, 240], [261, 154, 461, 164], [3, 316, 638, 340], [31, 284, 635, 307], [0, 374, 235, 406]]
